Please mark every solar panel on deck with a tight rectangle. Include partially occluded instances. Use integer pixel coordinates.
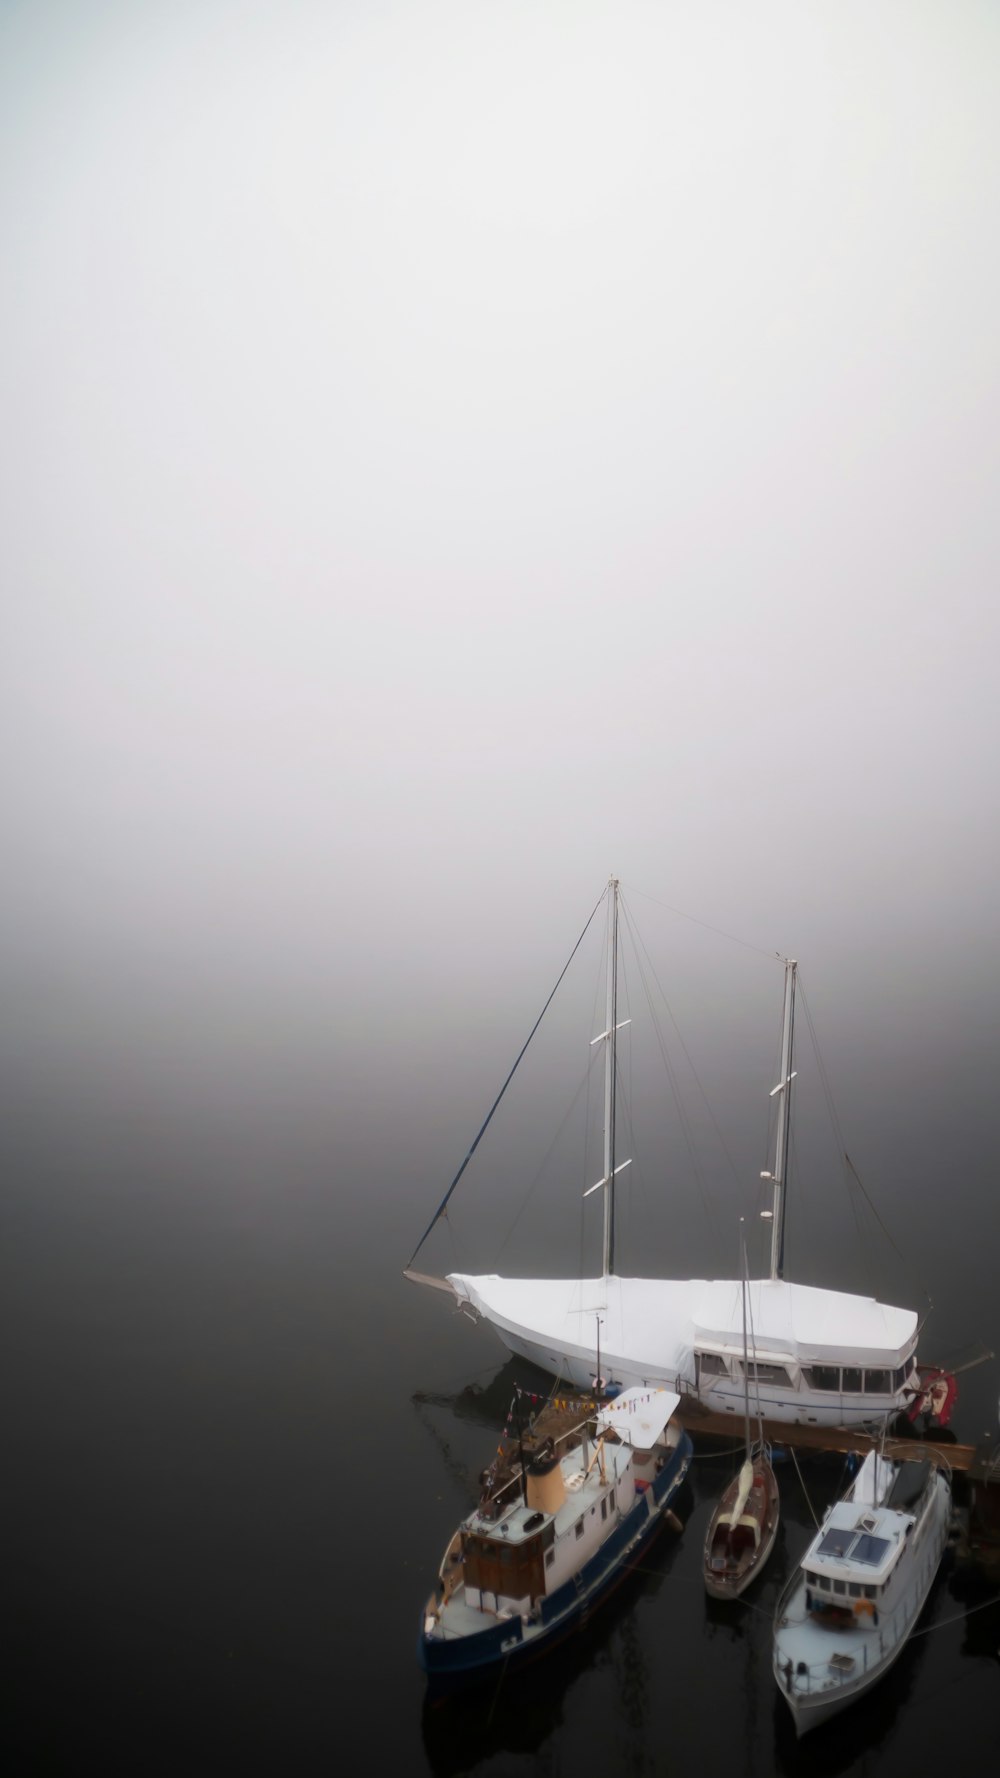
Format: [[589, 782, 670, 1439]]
[[851, 1533, 891, 1566], [817, 1527, 855, 1558]]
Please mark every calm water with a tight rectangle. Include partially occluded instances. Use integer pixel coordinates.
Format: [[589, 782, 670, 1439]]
[[5, 1099, 998, 1776]]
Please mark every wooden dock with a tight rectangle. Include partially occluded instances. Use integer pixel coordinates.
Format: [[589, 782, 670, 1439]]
[[674, 1396, 986, 1476]]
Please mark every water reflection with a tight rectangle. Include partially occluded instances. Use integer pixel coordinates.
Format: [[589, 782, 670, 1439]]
[[420, 1510, 686, 1777]]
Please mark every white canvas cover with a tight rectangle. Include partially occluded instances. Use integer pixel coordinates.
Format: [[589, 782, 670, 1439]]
[[690, 1278, 917, 1367], [595, 1385, 680, 1446], [445, 1271, 917, 1378]]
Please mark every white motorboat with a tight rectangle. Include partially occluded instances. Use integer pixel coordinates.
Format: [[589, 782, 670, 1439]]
[[772, 1444, 952, 1734]]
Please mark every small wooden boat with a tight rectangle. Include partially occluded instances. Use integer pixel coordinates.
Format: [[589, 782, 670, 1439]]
[[704, 1448, 781, 1599], [703, 1236, 780, 1599]]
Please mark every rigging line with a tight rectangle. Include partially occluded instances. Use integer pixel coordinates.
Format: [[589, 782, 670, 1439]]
[[485, 1650, 513, 1728], [406, 885, 607, 1268], [797, 978, 933, 1305], [796, 973, 851, 1164], [617, 900, 721, 1246], [412, 1396, 484, 1499], [844, 1152, 933, 1305], [790, 1444, 821, 1529], [623, 880, 788, 962], [621, 891, 745, 1196], [496, 1048, 603, 1269], [744, 1264, 765, 1437], [613, 938, 636, 1264], [794, 977, 898, 1298], [898, 1592, 1000, 1639], [580, 934, 606, 1278]]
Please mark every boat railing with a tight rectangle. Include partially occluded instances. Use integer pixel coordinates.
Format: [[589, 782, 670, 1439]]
[[774, 1555, 807, 1627], [881, 1438, 953, 1480]]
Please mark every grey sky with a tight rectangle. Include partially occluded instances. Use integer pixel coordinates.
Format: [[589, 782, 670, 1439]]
[[3, 1, 999, 1162]]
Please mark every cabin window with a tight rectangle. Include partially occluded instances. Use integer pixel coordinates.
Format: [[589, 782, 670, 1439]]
[[865, 1370, 891, 1395], [864, 1585, 875, 1599], [575, 1521, 584, 1540], [833, 1580, 846, 1596], [545, 1550, 555, 1568], [601, 1498, 608, 1521], [842, 1367, 862, 1393], [746, 1362, 792, 1386], [848, 1583, 862, 1598], [698, 1352, 728, 1378], [807, 1365, 840, 1391]]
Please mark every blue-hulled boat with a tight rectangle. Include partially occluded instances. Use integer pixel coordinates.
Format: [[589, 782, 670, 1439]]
[[419, 1385, 691, 1681]]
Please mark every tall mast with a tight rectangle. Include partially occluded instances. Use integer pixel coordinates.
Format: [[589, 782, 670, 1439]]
[[602, 878, 619, 1277], [741, 1235, 751, 1456], [584, 877, 630, 1277], [767, 958, 797, 1282]]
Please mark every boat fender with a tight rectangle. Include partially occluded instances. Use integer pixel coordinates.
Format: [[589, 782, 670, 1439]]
[[853, 1598, 875, 1616]]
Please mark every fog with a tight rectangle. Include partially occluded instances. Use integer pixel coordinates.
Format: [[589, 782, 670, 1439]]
[[3, 4, 998, 1360]]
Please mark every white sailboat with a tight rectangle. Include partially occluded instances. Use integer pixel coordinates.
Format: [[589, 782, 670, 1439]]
[[406, 879, 923, 1430]]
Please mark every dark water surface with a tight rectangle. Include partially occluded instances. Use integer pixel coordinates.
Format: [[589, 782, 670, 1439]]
[[6, 1092, 999, 1777]]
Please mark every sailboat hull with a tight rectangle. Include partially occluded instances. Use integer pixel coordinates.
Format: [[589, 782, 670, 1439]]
[[703, 1456, 780, 1598], [448, 1272, 920, 1430]]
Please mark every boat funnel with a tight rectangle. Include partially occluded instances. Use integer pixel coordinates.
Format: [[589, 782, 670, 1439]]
[[526, 1448, 567, 1516]]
